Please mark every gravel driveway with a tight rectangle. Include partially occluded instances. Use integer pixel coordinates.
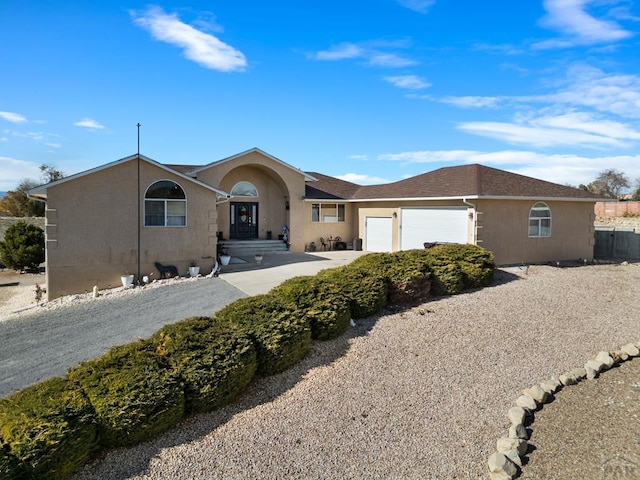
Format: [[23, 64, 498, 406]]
[[65, 263, 640, 480], [0, 278, 246, 397]]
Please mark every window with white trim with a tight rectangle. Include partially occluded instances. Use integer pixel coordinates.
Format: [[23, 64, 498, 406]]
[[230, 181, 258, 197], [528, 202, 551, 237], [145, 180, 186, 227], [311, 203, 345, 223]]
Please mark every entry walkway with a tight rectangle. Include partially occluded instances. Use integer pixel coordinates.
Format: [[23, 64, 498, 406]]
[[219, 250, 366, 295]]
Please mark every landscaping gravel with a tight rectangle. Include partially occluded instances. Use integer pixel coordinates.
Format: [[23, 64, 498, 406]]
[[0, 276, 246, 397], [65, 263, 640, 480]]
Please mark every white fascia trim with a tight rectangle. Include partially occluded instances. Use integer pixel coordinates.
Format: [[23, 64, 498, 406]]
[[190, 147, 318, 182], [27, 154, 230, 199], [303, 195, 600, 203]]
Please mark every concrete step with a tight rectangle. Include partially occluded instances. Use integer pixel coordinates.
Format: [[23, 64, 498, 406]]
[[219, 240, 291, 258]]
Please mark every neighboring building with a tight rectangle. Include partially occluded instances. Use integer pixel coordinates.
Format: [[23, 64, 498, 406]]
[[28, 148, 601, 300]]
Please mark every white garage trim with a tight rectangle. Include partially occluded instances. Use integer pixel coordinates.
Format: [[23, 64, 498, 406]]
[[400, 207, 468, 250], [365, 216, 393, 252]]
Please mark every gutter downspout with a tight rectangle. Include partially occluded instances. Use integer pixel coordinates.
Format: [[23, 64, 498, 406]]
[[462, 197, 477, 245]]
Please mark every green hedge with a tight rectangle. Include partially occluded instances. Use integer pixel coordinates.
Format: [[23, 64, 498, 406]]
[[215, 295, 312, 376], [0, 243, 495, 479], [270, 276, 351, 340], [0, 376, 97, 480], [150, 316, 257, 413], [316, 265, 388, 319], [67, 341, 185, 448], [349, 252, 432, 305]]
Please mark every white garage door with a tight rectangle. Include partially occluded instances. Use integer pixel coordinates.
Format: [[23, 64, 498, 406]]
[[400, 207, 468, 250], [365, 216, 393, 252]]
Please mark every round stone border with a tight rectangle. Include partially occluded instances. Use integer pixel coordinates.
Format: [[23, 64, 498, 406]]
[[487, 341, 640, 480]]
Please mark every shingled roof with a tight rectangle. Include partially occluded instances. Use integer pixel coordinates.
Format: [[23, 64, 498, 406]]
[[305, 164, 601, 201]]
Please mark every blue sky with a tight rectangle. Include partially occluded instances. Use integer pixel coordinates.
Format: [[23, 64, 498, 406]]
[[1, 0, 640, 192]]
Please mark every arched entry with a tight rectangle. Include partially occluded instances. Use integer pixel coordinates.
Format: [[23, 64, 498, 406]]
[[230, 202, 258, 239]]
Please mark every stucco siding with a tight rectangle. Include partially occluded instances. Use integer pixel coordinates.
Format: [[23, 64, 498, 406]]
[[45, 160, 217, 300], [301, 201, 357, 250], [196, 151, 307, 252], [477, 199, 595, 265]]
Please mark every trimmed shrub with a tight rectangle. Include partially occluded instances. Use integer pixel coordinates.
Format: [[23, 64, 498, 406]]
[[0, 376, 97, 480], [423, 244, 494, 293], [0, 440, 24, 480], [270, 276, 351, 340], [68, 340, 185, 448], [150, 316, 257, 413], [215, 295, 311, 376], [316, 265, 388, 319], [350, 252, 432, 305]]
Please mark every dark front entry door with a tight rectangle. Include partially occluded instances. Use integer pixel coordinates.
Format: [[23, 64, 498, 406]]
[[230, 202, 258, 239]]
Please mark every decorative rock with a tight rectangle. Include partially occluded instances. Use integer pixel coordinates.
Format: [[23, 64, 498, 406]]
[[488, 452, 518, 478], [540, 379, 560, 394], [585, 359, 605, 373], [496, 437, 528, 456], [508, 406, 527, 425], [523, 385, 548, 404], [622, 343, 640, 357], [595, 351, 614, 370], [515, 394, 537, 411], [569, 367, 587, 381], [558, 373, 574, 386], [585, 366, 598, 380], [489, 472, 513, 480], [613, 350, 629, 362], [503, 448, 522, 467], [509, 423, 528, 439]]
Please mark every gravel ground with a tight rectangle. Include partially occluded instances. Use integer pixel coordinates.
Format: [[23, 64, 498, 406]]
[[0, 275, 246, 397], [62, 263, 640, 480]]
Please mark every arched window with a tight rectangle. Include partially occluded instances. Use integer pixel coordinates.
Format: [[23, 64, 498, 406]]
[[145, 180, 186, 226], [230, 181, 258, 197], [528, 202, 551, 237]]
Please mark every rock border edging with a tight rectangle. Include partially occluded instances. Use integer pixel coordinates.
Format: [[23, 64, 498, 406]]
[[487, 342, 640, 480]]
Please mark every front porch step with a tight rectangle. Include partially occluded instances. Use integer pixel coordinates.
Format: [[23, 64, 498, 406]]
[[219, 240, 291, 258]]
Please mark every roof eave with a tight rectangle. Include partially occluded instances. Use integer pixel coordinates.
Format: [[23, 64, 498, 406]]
[[191, 147, 318, 181], [26, 154, 230, 199]]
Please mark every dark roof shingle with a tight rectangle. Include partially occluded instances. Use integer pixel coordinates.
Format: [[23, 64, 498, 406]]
[[305, 164, 600, 200]]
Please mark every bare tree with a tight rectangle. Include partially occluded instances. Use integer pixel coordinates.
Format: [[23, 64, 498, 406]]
[[0, 164, 64, 217], [581, 169, 630, 198]]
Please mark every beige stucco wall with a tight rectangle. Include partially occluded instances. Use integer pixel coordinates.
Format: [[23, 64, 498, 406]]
[[195, 151, 307, 252], [300, 201, 358, 250], [355, 200, 474, 251], [44, 160, 218, 300], [476, 199, 595, 265]]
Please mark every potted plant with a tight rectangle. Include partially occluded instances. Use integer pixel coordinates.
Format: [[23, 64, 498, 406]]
[[121, 273, 134, 288], [188, 260, 200, 277], [254, 253, 263, 264], [219, 248, 231, 266]]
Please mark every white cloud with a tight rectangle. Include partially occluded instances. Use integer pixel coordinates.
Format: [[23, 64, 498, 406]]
[[368, 53, 417, 68], [0, 111, 27, 124], [535, 0, 633, 48], [315, 43, 363, 60], [377, 149, 640, 186], [530, 111, 640, 140], [457, 120, 629, 148], [348, 154, 369, 161], [523, 64, 640, 119], [440, 96, 500, 108], [73, 118, 105, 130], [383, 75, 431, 90], [0, 156, 43, 191], [336, 173, 391, 185], [132, 6, 247, 72], [313, 41, 416, 68], [395, 0, 436, 14]]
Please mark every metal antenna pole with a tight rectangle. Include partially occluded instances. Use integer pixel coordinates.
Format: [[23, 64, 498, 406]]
[[137, 123, 141, 282]]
